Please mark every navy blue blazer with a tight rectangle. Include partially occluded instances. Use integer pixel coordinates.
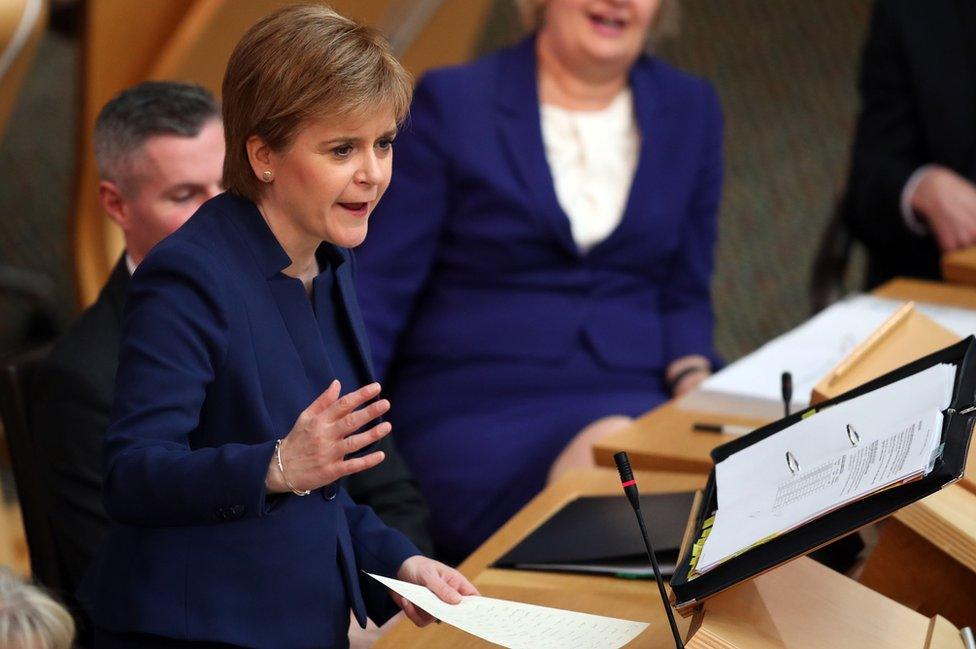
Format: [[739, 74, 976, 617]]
[[357, 38, 723, 380], [81, 193, 418, 648]]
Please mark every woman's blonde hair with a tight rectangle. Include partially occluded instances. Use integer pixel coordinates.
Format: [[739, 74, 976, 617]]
[[514, 0, 680, 49], [222, 3, 413, 202], [0, 568, 75, 649]]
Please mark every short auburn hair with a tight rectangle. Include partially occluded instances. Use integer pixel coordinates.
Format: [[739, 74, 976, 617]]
[[222, 4, 412, 202]]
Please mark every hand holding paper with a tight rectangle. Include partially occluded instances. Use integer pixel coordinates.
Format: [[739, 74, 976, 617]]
[[395, 555, 478, 626], [368, 573, 649, 649]]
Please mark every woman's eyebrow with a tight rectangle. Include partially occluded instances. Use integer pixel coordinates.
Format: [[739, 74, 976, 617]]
[[319, 130, 397, 146]]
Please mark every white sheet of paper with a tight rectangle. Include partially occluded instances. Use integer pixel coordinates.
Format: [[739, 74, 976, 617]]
[[696, 363, 954, 574], [678, 294, 974, 419], [366, 573, 649, 649]]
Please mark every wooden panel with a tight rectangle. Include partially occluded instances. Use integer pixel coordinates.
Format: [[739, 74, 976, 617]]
[[687, 557, 938, 649], [860, 517, 976, 630], [942, 247, 976, 287], [0, 502, 29, 577], [875, 278, 976, 309], [398, 0, 494, 76], [894, 486, 976, 575], [0, 0, 48, 141], [72, 0, 197, 308], [925, 616, 967, 649], [148, 0, 394, 93]]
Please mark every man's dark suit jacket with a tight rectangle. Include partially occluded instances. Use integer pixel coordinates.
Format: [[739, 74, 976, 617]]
[[29, 256, 434, 603], [844, 0, 976, 288]]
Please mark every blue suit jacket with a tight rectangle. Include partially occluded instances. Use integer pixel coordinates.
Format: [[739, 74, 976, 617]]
[[357, 37, 723, 381], [81, 193, 418, 648]]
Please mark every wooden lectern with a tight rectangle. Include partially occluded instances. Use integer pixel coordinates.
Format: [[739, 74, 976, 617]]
[[683, 557, 965, 649]]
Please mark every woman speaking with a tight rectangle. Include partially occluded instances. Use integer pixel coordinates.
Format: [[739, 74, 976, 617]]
[[81, 5, 475, 647]]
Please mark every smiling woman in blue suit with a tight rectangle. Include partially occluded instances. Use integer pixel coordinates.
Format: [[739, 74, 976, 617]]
[[79, 5, 476, 648], [355, 0, 724, 563]]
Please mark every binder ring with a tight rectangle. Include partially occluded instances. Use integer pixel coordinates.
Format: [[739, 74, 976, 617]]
[[785, 451, 800, 475], [846, 424, 860, 448]]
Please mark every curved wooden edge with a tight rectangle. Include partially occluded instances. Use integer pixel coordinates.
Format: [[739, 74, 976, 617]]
[[71, 0, 196, 308], [0, 0, 49, 141]]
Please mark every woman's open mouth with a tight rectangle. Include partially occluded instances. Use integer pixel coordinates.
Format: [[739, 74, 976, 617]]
[[588, 12, 626, 37], [338, 202, 369, 217]]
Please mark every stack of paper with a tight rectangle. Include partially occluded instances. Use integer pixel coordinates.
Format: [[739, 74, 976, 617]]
[[692, 363, 955, 576], [679, 294, 976, 419]]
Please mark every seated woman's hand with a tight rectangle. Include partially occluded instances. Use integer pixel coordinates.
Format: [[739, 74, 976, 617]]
[[393, 555, 479, 626], [265, 380, 392, 494], [666, 354, 712, 398]]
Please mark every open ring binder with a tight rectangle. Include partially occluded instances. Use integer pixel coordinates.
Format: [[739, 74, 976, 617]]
[[671, 336, 976, 615]]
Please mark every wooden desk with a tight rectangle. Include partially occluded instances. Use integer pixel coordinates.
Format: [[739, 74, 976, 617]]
[[375, 468, 707, 648], [592, 400, 766, 474], [375, 467, 965, 648]]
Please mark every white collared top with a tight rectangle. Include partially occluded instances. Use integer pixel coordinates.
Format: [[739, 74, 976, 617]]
[[540, 89, 641, 252]]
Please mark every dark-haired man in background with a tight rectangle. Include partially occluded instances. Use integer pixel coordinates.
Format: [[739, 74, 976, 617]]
[[31, 83, 225, 610], [844, 0, 976, 288], [30, 82, 432, 642]]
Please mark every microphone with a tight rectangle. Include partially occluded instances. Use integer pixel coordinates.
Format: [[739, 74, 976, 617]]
[[781, 371, 793, 418], [614, 451, 684, 649]]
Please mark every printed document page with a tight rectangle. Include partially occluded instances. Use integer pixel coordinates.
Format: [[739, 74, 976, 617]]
[[367, 573, 648, 649], [696, 363, 955, 574]]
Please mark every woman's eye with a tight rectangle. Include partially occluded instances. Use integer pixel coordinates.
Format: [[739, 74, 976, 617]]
[[376, 138, 394, 151], [333, 144, 354, 158]]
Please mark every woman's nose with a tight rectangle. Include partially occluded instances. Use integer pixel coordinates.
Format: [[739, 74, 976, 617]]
[[356, 152, 384, 185]]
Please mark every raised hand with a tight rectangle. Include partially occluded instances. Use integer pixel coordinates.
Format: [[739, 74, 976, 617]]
[[265, 380, 392, 494]]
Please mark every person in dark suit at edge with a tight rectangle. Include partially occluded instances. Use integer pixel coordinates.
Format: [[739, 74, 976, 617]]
[[29, 81, 433, 644], [844, 0, 976, 288]]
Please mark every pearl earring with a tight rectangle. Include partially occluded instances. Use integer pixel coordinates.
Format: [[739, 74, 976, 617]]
[[262, 170, 273, 182]]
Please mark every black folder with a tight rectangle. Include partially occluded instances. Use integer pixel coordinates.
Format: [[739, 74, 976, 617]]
[[670, 336, 976, 613], [493, 492, 696, 578]]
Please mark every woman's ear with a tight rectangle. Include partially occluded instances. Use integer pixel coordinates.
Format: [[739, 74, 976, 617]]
[[246, 135, 274, 181]]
